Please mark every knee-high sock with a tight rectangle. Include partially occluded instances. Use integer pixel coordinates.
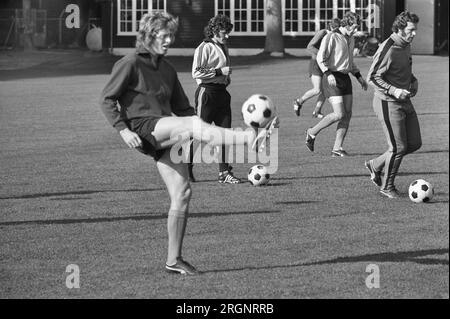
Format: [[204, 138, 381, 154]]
[[167, 209, 188, 265], [333, 125, 348, 150]]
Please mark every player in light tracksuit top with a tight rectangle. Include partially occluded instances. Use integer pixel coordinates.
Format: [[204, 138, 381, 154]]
[[305, 11, 368, 157], [365, 11, 421, 199], [293, 18, 341, 118], [189, 14, 242, 184]]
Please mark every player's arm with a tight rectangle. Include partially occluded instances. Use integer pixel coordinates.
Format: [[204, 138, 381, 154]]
[[99, 58, 142, 148], [317, 33, 337, 86], [367, 45, 409, 100], [409, 73, 419, 97], [316, 33, 332, 74], [99, 58, 132, 132], [349, 40, 367, 91], [192, 43, 227, 79]]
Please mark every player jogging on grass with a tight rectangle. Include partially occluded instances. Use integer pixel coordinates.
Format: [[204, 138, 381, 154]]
[[189, 14, 241, 184], [99, 12, 278, 276], [305, 11, 368, 157], [293, 18, 341, 119], [365, 11, 421, 199]]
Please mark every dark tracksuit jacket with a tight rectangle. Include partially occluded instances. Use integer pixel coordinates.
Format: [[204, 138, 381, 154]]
[[366, 32, 422, 190], [100, 46, 195, 133]]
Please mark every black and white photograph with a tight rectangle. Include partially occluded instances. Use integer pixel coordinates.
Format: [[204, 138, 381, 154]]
[[0, 0, 448, 305]]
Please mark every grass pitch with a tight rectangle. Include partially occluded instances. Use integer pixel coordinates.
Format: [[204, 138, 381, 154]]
[[0, 50, 448, 299]]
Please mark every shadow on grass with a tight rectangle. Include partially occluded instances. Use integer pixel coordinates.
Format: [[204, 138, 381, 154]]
[[276, 200, 320, 205], [355, 149, 449, 157], [203, 248, 449, 274], [0, 209, 280, 227], [0, 188, 164, 200], [302, 248, 449, 266], [271, 170, 447, 181], [303, 171, 447, 180]]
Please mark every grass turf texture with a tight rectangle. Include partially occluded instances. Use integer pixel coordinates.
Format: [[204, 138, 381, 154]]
[[0, 50, 448, 298]]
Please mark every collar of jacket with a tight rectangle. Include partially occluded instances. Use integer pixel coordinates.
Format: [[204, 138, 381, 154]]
[[390, 32, 410, 48], [135, 45, 163, 69], [204, 38, 227, 48]]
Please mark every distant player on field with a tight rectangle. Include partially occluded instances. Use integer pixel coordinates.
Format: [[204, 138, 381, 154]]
[[365, 11, 421, 198], [293, 18, 341, 118], [305, 11, 368, 157], [189, 14, 242, 184]]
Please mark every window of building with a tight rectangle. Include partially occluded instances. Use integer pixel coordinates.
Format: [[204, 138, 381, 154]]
[[216, 0, 266, 35], [117, 0, 166, 35], [283, 0, 377, 36]]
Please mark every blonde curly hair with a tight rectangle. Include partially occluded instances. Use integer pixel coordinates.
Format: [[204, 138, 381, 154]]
[[136, 11, 179, 48]]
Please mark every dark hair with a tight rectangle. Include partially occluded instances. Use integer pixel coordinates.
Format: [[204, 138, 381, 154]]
[[392, 11, 419, 32], [136, 11, 178, 48], [328, 18, 341, 31], [341, 11, 361, 27], [203, 14, 233, 39]]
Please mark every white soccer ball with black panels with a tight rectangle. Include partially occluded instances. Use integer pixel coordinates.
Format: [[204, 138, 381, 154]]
[[408, 179, 434, 203], [248, 165, 270, 186], [241, 94, 276, 128]]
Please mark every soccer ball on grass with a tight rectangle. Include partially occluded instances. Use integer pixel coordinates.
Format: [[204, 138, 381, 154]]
[[248, 165, 270, 186], [408, 179, 434, 203]]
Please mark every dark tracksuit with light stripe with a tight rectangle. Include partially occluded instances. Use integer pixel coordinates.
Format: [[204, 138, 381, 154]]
[[191, 38, 232, 172], [367, 32, 422, 191]]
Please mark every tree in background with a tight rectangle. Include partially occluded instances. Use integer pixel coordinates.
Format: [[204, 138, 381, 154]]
[[264, 0, 284, 56]]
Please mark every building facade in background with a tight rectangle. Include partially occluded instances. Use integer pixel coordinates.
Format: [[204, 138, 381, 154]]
[[0, 0, 447, 55]]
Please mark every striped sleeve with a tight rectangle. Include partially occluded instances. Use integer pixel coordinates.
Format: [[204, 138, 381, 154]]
[[367, 38, 397, 96], [316, 32, 333, 74], [192, 42, 217, 80]]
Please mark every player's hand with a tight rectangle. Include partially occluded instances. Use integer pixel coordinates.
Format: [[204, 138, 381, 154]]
[[409, 80, 418, 97], [327, 74, 336, 87], [359, 78, 368, 91], [393, 88, 411, 100], [119, 128, 142, 149], [221, 66, 232, 75]]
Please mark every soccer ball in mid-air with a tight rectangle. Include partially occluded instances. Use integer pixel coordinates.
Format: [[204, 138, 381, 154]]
[[241, 94, 276, 128], [248, 165, 270, 186], [408, 179, 434, 203]]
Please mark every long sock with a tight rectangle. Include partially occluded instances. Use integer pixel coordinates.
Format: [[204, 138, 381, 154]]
[[333, 125, 348, 151], [167, 209, 187, 265]]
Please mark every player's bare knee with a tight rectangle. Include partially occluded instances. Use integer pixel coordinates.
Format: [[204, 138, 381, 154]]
[[178, 185, 192, 203], [334, 112, 344, 121], [169, 183, 192, 207]]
